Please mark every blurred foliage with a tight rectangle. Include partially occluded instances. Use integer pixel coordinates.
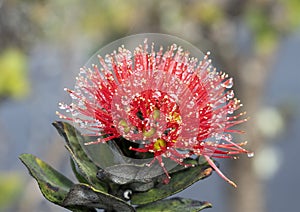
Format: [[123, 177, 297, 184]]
[[0, 0, 41, 49], [245, 0, 300, 54], [2, 0, 300, 56], [0, 172, 23, 211], [246, 6, 279, 53], [26, 0, 141, 43], [0, 48, 29, 100], [280, 0, 300, 30], [0, 0, 37, 101], [186, 2, 224, 25]]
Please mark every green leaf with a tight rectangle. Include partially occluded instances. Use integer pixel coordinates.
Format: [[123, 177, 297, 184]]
[[52, 121, 108, 192], [131, 164, 213, 205], [136, 197, 212, 212], [63, 183, 135, 212], [19, 154, 73, 205], [70, 157, 89, 184]]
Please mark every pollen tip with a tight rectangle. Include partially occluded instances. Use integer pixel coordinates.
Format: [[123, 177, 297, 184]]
[[84, 140, 100, 145], [64, 88, 72, 93], [229, 180, 237, 188]]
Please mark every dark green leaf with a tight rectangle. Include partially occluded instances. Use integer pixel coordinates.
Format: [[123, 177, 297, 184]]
[[168, 158, 200, 174], [131, 165, 213, 205], [70, 157, 89, 184], [113, 137, 154, 159], [19, 154, 73, 205], [136, 197, 212, 212], [97, 163, 166, 185], [52, 121, 108, 192], [63, 183, 135, 212]]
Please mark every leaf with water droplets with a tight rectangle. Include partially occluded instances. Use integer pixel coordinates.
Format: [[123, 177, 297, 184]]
[[221, 78, 233, 89]]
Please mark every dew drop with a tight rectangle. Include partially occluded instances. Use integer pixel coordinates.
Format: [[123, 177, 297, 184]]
[[214, 85, 221, 90], [58, 103, 67, 110], [228, 108, 234, 114], [216, 97, 226, 104], [78, 100, 84, 107], [226, 90, 234, 99], [208, 72, 215, 79], [72, 111, 79, 116], [222, 133, 232, 141], [79, 68, 86, 75], [187, 101, 195, 108], [247, 152, 254, 158], [70, 93, 78, 100], [215, 133, 222, 140], [221, 78, 233, 89]]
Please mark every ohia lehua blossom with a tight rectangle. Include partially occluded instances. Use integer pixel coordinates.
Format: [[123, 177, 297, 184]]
[[57, 34, 252, 187]]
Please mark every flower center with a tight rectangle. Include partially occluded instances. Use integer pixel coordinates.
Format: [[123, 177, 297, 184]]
[[115, 89, 182, 146]]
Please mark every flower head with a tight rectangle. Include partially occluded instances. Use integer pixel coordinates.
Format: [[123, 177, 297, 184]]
[[58, 34, 252, 187]]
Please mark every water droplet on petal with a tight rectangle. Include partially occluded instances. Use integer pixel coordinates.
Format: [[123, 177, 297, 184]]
[[215, 133, 222, 140], [247, 152, 254, 158], [70, 93, 78, 100], [228, 108, 234, 114], [58, 103, 67, 110], [226, 90, 234, 99], [221, 78, 233, 89], [187, 101, 195, 108], [222, 134, 232, 142]]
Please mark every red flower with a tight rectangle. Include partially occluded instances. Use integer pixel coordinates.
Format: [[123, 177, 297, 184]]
[[58, 35, 252, 187]]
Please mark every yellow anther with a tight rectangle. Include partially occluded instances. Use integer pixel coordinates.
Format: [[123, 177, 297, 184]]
[[119, 119, 128, 127], [171, 112, 182, 123], [153, 138, 166, 151], [153, 109, 160, 120], [119, 120, 130, 133], [143, 127, 156, 138]]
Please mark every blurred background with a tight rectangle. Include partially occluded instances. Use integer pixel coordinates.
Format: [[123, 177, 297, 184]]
[[0, 0, 300, 211]]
